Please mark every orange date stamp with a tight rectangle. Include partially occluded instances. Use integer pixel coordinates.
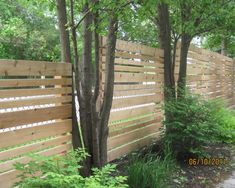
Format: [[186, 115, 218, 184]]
[[188, 158, 228, 166]]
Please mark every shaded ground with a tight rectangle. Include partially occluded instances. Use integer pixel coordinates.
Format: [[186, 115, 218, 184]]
[[216, 146, 235, 188], [112, 142, 235, 188]]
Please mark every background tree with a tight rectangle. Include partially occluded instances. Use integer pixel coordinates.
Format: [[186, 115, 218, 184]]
[[0, 0, 60, 61]]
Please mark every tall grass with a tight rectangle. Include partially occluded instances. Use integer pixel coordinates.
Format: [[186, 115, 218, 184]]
[[127, 147, 175, 188]]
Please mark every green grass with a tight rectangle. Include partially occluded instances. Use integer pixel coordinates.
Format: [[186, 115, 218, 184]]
[[127, 147, 175, 188]]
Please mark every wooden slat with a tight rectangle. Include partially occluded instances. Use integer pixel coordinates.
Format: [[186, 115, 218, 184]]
[[0, 104, 72, 129], [112, 94, 162, 109], [112, 84, 161, 91], [0, 78, 72, 88], [107, 132, 160, 162], [0, 60, 72, 76], [0, 119, 72, 149], [108, 123, 161, 150], [109, 118, 162, 137], [0, 134, 71, 161], [109, 114, 162, 128], [102, 72, 163, 83], [113, 90, 162, 97], [0, 143, 72, 173], [0, 170, 19, 188], [102, 37, 164, 57], [101, 56, 162, 67], [0, 96, 72, 109], [103, 64, 157, 73], [109, 105, 156, 122], [0, 87, 72, 98]]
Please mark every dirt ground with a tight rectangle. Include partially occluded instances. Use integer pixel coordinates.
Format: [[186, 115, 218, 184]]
[[112, 142, 235, 188]]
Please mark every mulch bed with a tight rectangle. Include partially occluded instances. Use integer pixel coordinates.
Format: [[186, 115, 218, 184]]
[[111, 141, 235, 188]]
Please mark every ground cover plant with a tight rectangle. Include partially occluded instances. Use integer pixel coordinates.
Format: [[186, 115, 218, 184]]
[[14, 149, 128, 188], [127, 146, 177, 188]]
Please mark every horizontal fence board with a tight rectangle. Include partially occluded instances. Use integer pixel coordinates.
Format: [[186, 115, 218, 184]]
[[112, 94, 162, 109], [109, 114, 161, 129], [0, 78, 72, 88], [102, 37, 164, 57], [0, 119, 72, 149], [112, 84, 160, 91], [0, 143, 72, 173], [107, 132, 160, 162], [102, 72, 162, 83], [101, 56, 162, 67], [109, 105, 156, 122], [0, 96, 72, 109], [0, 104, 72, 129], [108, 123, 161, 150], [113, 90, 162, 97], [0, 87, 72, 98], [109, 117, 163, 137], [0, 60, 72, 76], [0, 169, 19, 188], [103, 64, 157, 73], [0, 134, 71, 161]]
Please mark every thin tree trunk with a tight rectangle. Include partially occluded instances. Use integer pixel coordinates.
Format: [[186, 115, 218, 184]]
[[99, 15, 118, 166], [80, 2, 93, 176], [56, 0, 71, 62], [221, 34, 227, 56], [91, 0, 101, 168], [157, 2, 175, 100], [177, 34, 192, 98]]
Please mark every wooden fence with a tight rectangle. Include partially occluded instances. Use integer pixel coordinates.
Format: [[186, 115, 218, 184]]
[[176, 44, 235, 106], [100, 37, 235, 162], [0, 60, 73, 187], [0, 38, 234, 187], [100, 37, 165, 162]]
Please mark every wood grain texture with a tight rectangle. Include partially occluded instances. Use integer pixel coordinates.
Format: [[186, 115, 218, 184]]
[[0, 60, 72, 76], [0, 104, 72, 129], [0, 119, 72, 148]]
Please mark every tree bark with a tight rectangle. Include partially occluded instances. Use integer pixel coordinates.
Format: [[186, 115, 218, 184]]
[[177, 34, 192, 98], [221, 34, 227, 56], [157, 2, 175, 100], [91, 0, 101, 168], [56, 0, 71, 62], [99, 15, 118, 166], [79, 2, 94, 176]]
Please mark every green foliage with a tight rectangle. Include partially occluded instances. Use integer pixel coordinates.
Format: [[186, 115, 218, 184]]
[[0, 0, 60, 61], [127, 146, 175, 188], [203, 33, 235, 58], [14, 149, 128, 188], [163, 92, 235, 157], [210, 102, 235, 143]]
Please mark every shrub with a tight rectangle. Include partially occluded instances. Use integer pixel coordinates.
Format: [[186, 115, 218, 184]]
[[163, 92, 235, 157], [14, 149, 128, 188], [210, 102, 235, 143], [127, 147, 175, 188]]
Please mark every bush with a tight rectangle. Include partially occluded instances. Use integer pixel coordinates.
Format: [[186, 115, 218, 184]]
[[14, 149, 128, 188], [211, 102, 235, 143], [127, 147, 175, 188], [163, 92, 235, 157]]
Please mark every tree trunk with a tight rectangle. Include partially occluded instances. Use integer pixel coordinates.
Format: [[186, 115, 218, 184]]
[[56, 0, 71, 62], [91, 0, 101, 168], [80, 2, 93, 176], [177, 34, 192, 98], [70, 0, 119, 175], [99, 15, 118, 166], [221, 34, 227, 56], [157, 2, 175, 100]]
